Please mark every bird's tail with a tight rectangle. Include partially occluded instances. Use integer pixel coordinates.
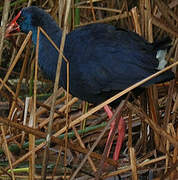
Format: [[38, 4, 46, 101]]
[[154, 37, 172, 70], [153, 37, 172, 50], [145, 37, 175, 85]]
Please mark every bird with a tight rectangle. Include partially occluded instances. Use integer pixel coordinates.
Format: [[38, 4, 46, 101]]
[[6, 6, 175, 161]]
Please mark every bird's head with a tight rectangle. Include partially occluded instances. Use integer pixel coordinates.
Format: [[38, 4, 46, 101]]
[[6, 6, 51, 37]]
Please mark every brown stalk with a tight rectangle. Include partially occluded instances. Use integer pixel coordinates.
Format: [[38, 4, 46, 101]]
[[36, 88, 64, 118], [64, 58, 70, 178], [148, 87, 160, 150], [41, 1, 72, 179], [29, 102, 35, 180], [52, 147, 62, 179], [128, 110, 133, 148], [77, 11, 130, 27], [89, 0, 96, 21], [38, 97, 78, 129], [0, 117, 117, 167], [131, 7, 141, 36], [8, 37, 31, 120], [139, 0, 145, 37], [104, 155, 167, 178], [0, 0, 10, 65], [72, 125, 97, 172], [0, 166, 12, 178], [0, 31, 32, 91], [58, 0, 65, 27], [39, 27, 69, 63], [29, 26, 40, 180], [163, 80, 175, 128], [6, 142, 46, 171], [165, 124, 172, 173], [27, 0, 33, 7], [161, 161, 178, 180], [151, 15, 178, 38], [126, 102, 178, 147], [170, 127, 178, 179], [155, 0, 178, 24], [36, 101, 64, 116], [0, 78, 24, 106], [129, 147, 138, 180], [71, 100, 126, 180], [74, 5, 122, 13], [144, 0, 152, 41], [1, 125, 15, 180]]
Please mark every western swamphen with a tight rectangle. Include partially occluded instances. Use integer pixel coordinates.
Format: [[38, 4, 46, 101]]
[[6, 6, 174, 161]]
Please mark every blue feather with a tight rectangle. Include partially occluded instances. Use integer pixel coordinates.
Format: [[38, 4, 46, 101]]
[[16, 6, 174, 105]]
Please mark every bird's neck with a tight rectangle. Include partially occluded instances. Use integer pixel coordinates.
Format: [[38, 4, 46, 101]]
[[32, 26, 63, 81], [32, 25, 62, 47]]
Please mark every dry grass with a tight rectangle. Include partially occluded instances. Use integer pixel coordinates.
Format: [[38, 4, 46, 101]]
[[0, 0, 178, 179]]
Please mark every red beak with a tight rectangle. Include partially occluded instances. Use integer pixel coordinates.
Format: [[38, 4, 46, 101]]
[[5, 11, 21, 37]]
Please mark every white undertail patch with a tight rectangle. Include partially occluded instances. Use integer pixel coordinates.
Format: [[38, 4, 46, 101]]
[[156, 50, 167, 70]]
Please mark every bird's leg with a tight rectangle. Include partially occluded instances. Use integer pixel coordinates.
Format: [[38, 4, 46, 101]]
[[104, 105, 125, 161], [113, 116, 125, 161], [104, 105, 116, 157]]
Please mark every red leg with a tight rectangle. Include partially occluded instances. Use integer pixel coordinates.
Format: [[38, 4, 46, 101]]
[[104, 105, 125, 161], [104, 105, 115, 157], [113, 116, 125, 161]]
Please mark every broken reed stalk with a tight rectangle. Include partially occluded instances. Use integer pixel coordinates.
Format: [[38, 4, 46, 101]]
[[148, 87, 160, 150], [29, 26, 40, 180], [72, 125, 97, 172], [104, 155, 167, 178], [0, 78, 24, 106], [1, 125, 15, 180], [0, 117, 117, 169], [74, 5, 122, 13], [126, 102, 178, 147], [155, 0, 178, 24], [89, 0, 96, 21], [36, 88, 64, 117], [0, 0, 10, 65], [6, 142, 45, 172], [0, 31, 32, 91], [58, 0, 65, 27], [29, 100, 35, 180], [165, 124, 171, 173], [131, 7, 141, 35], [41, 1, 72, 179], [39, 27, 69, 63], [77, 11, 130, 27], [70, 100, 126, 180], [38, 97, 78, 129], [171, 127, 178, 179], [64, 56, 70, 178], [8, 37, 31, 120], [27, 0, 32, 7], [129, 147, 138, 180], [52, 147, 63, 179], [21, 97, 31, 145], [163, 80, 175, 128], [151, 15, 178, 38]]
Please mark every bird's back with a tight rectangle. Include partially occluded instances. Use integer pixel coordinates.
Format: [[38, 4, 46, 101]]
[[58, 23, 174, 104]]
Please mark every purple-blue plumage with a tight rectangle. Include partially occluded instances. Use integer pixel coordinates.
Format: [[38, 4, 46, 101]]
[[8, 6, 175, 105]]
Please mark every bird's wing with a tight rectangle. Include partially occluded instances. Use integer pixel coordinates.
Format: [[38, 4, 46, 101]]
[[64, 24, 159, 94]]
